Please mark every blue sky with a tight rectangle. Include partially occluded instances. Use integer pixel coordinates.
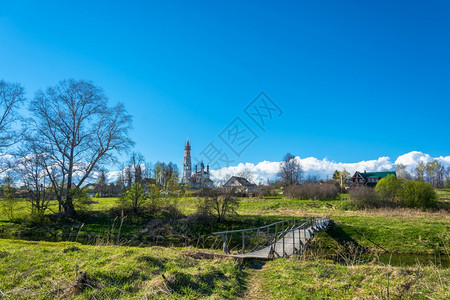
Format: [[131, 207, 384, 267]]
[[1, 0, 449, 171]]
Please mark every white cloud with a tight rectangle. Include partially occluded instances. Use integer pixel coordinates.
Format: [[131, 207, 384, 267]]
[[210, 151, 450, 184], [394, 151, 450, 174]]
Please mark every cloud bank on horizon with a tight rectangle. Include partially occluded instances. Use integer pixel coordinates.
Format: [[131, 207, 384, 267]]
[[209, 151, 450, 184]]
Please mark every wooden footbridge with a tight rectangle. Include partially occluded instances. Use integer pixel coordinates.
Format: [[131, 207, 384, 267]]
[[212, 216, 330, 259]]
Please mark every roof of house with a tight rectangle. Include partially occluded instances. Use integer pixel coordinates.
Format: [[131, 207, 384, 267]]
[[355, 171, 396, 180], [224, 176, 256, 187]]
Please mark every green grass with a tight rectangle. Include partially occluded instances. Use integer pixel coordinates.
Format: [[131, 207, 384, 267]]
[[250, 258, 449, 299], [1, 192, 449, 299], [1, 195, 449, 255], [330, 215, 449, 254], [0, 239, 244, 299]]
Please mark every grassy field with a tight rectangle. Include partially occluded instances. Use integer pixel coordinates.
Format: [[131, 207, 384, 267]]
[[247, 258, 449, 299], [0, 239, 243, 299], [1, 192, 449, 299], [0, 238, 448, 299], [1, 195, 449, 254]]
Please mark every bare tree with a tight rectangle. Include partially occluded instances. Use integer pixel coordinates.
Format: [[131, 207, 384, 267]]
[[128, 152, 145, 185], [0, 80, 25, 149], [415, 161, 426, 181], [16, 140, 52, 218], [0, 80, 25, 173], [198, 188, 239, 222], [425, 160, 446, 188], [395, 164, 411, 179], [277, 153, 302, 186], [237, 168, 253, 182], [28, 79, 133, 217], [96, 168, 108, 196]]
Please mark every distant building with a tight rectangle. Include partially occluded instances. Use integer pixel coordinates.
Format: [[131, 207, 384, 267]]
[[351, 171, 396, 187], [182, 138, 214, 189], [223, 176, 257, 193]]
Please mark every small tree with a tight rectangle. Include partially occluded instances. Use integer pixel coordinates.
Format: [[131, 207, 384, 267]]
[[120, 183, 147, 214], [198, 189, 239, 222], [395, 164, 411, 180], [278, 153, 302, 186], [237, 168, 253, 182], [1, 180, 17, 220], [415, 162, 426, 181], [375, 174, 402, 202]]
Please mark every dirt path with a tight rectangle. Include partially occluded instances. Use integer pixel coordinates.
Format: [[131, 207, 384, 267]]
[[239, 261, 265, 300]]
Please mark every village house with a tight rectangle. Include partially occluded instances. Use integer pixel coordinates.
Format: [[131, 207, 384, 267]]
[[350, 171, 396, 187], [223, 176, 257, 193]]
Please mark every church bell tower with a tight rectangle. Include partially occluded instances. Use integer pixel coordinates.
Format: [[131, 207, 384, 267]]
[[182, 138, 192, 183]]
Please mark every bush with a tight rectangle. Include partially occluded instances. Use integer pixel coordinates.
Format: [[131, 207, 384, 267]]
[[195, 189, 238, 222], [284, 181, 340, 200], [351, 179, 438, 210], [375, 174, 402, 202], [398, 180, 437, 209], [1, 185, 17, 221], [255, 185, 278, 197], [72, 188, 93, 212], [119, 183, 147, 214], [349, 186, 379, 209]]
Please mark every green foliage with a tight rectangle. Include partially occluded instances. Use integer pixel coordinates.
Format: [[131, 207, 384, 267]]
[[375, 174, 402, 201], [398, 180, 437, 209], [1, 184, 17, 221], [71, 188, 93, 212], [332, 170, 340, 180], [119, 183, 147, 213]]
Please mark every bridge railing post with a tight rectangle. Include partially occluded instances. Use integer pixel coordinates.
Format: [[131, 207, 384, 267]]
[[292, 226, 296, 254], [257, 228, 260, 250], [241, 232, 245, 254], [222, 233, 228, 254], [274, 223, 278, 255]]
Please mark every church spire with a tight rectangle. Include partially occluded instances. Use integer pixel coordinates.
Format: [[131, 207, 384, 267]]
[[182, 138, 192, 183]]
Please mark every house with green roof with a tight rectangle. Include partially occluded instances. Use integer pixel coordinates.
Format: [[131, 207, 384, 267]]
[[350, 171, 396, 187]]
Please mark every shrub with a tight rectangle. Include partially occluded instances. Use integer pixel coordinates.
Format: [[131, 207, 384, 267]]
[[1, 185, 17, 221], [375, 174, 402, 202], [398, 180, 437, 209], [195, 189, 238, 222], [255, 185, 278, 197], [349, 186, 379, 209], [72, 188, 93, 212], [284, 181, 340, 200], [119, 183, 147, 214]]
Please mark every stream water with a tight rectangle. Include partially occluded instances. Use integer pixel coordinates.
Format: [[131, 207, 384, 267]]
[[376, 252, 449, 268]]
